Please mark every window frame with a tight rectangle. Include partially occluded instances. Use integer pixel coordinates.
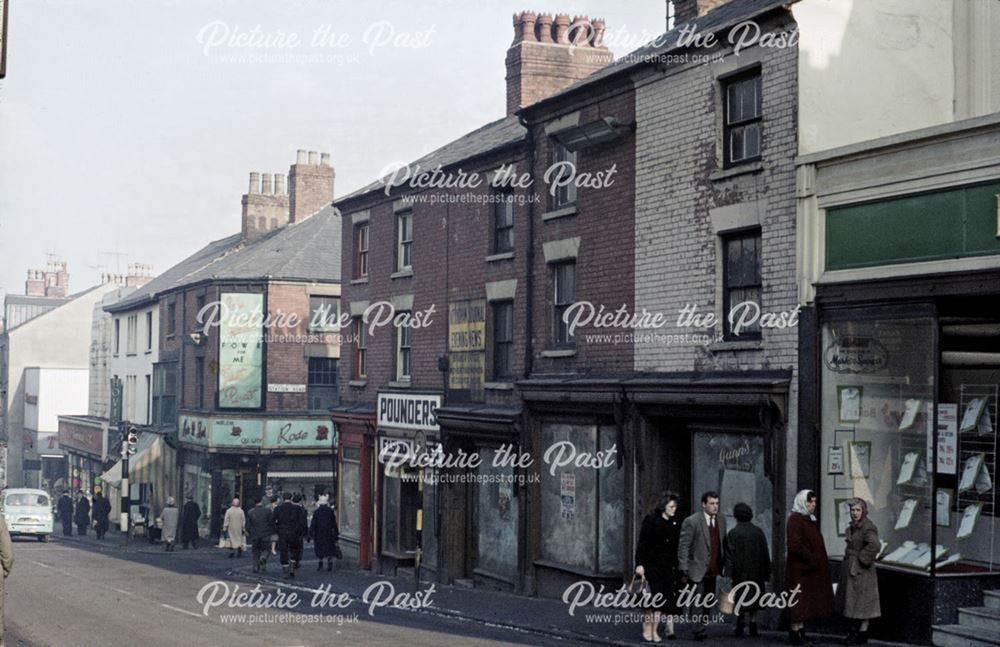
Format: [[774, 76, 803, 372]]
[[307, 357, 339, 411], [396, 211, 413, 272], [309, 296, 341, 332], [355, 319, 368, 379], [493, 191, 514, 254], [722, 68, 763, 168], [396, 321, 412, 381], [721, 227, 763, 341], [552, 143, 578, 209], [356, 224, 370, 278], [145, 311, 153, 351], [114, 318, 121, 355], [552, 262, 577, 348], [492, 300, 514, 380]]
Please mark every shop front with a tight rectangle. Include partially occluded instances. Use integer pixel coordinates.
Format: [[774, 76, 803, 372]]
[[374, 391, 442, 576], [330, 403, 377, 569], [57, 415, 108, 497]]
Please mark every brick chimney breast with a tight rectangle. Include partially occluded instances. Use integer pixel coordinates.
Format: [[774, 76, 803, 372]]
[[505, 10, 615, 116], [288, 149, 335, 224]]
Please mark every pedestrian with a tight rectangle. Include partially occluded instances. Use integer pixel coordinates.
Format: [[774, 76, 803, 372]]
[[678, 491, 726, 642], [160, 497, 179, 552], [272, 492, 300, 579], [92, 492, 111, 540], [57, 490, 74, 536], [221, 498, 246, 558], [74, 490, 91, 537], [291, 493, 309, 571], [268, 495, 279, 556], [0, 511, 14, 642], [786, 489, 833, 645], [247, 497, 275, 573], [634, 491, 681, 642], [836, 498, 881, 645], [180, 495, 202, 549], [724, 502, 770, 638], [309, 495, 340, 572]]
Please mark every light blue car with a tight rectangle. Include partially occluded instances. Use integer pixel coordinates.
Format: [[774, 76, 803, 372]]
[[2, 488, 54, 541]]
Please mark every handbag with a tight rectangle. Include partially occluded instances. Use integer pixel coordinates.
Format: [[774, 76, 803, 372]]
[[718, 577, 735, 615], [627, 573, 651, 598], [333, 542, 343, 560]]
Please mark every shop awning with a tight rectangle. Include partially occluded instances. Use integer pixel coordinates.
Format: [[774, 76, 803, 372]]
[[98, 431, 160, 486], [435, 405, 521, 442]]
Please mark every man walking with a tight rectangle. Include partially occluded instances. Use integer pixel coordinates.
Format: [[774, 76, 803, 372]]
[[291, 493, 309, 571], [74, 490, 91, 537], [678, 491, 727, 641], [246, 497, 274, 573], [0, 510, 14, 644], [92, 492, 112, 540], [180, 495, 202, 549], [272, 493, 301, 579], [57, 490, 74, 536]]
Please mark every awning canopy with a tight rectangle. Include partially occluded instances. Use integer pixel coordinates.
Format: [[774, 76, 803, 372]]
[[99, 431, 160, 486]]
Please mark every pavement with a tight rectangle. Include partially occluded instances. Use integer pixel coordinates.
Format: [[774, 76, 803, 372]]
[[39, 530, 921, 647]]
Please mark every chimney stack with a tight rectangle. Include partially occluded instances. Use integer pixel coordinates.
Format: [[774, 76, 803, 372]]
[[505, 11, 615, 116], [288, 149, 335, 224], [672, 0, 733, 26], [126, 263, 154, 288], [25, 261, 70, 297], [241, 169, 290, 242]]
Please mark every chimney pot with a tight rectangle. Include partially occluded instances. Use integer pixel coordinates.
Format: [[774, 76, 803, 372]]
[[308, 151, 319, 165], [536, 14, 554, 43], [296, 149, 308, 164], [275, 174, 286, 195], [249, 172, 261, 194], [320, 152, 331, 166], [554, 14, 571, 44], [262, 173, 273, 195], [519, 11, 538, 42], [592, 18, 607, 48]]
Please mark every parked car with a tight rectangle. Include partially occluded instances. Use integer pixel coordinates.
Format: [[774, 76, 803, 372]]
[[1, 488, 54, 541]]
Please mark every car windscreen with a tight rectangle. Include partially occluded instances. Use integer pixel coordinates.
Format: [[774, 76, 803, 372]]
[[4, 493, 50, 507]]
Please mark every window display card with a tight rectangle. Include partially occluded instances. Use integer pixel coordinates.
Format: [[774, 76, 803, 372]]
[[956, 503, 981, 540], [876, 540, 888, 560], [838, 386, 862, 423], [935, 553, 961, 570], [897, 542, 931, 566], [894, 498, 919, 531], [930, 403, 958, 475], [898, 398, 922, 431], [835, 498, 851, 536], [958, 453, 990, 493], [828, 446, 845, 475], [882, 541, 916, 563], [913, 545, 947, 569], [896, 451, 922, 485], [935, 488, 952, 528], [960, 398, 986, 433], [848, 441, 871, 480]]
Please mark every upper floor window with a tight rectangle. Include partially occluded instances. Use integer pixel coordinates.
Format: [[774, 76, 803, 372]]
[[114, 318, 121, 355], [552, 143, 578, 208], [145, 311, 153, 351], [166, 302, 176, 336], [723, 69, 762, 167], [397, 211, 413, 272], [553, 262, 576, 348], [126, 314, 138, 354], [307, 357, 339, 410], [396, 322, 412, 381], [494, 193, 514, 254], [355, 320, 368, 379], [309, 296, 341, 332], [355, 224, 370, 278], [492, 301, 514, 380], [722, 229, 762, 340]]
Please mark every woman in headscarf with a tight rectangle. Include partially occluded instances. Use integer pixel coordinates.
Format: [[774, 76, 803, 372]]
[[836, 498, 881, 645], [309, 495, 340, 572], [634, 491, 682, 642], [221, 498, 246, 558], [785, 489, 833, 645], [724, 502, 770, 638], [160, 497, 179, 552]]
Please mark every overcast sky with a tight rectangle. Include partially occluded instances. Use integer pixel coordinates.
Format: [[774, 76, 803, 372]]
[[0, 0, 664, 301]]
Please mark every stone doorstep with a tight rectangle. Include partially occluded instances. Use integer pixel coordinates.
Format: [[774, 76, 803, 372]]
[[932, 624, 1000, 647]]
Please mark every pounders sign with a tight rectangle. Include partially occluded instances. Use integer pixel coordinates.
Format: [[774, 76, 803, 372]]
[[377, 393, 441, 432]]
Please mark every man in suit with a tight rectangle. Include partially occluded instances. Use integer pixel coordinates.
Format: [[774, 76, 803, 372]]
[[678, 491, 726, 641]]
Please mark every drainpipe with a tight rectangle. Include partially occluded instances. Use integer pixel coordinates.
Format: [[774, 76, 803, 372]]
[[518, 113, 535, 379]]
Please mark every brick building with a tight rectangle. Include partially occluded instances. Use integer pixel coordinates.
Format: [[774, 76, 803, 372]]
[[106, 150, 342, 537]]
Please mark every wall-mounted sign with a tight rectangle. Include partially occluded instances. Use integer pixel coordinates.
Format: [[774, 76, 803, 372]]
[[448, 299, 486, 403], [268, 384, 307, 393], [377, 393, 441, 432], [59, 422, 104, 456], [823, 336, 889, 374], [218, 292, 264, 409], [179, 415, 210, 446], [264, 419, 335, 449], [212, 419, 264, 448]]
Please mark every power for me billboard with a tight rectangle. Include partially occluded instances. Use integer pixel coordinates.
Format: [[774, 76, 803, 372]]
[[218, 292, 264, 409]]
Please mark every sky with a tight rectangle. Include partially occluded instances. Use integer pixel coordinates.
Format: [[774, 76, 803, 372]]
[[0, 0, 666, 302]]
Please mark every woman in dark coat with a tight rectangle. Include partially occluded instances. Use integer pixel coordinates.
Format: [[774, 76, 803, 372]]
[[180, 495, 202, 549], [91, 493, 111, 540], [634, 491, 682, 642], [308, 495, 340, 571], [74, 491, 91, 536], [724, 502, 770, 638], [835, 498, 881, 645], [786, 489, 833, 645]]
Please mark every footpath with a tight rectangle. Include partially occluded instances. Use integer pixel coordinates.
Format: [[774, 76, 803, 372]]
[[54, 531, 916, 646]]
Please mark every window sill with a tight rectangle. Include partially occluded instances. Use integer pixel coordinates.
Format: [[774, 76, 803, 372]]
[[309, 327, 340, 335], [390, 269, 413, 280], [485, 252, 514, 263], [541, 349, 576, 358], [709, 161, 763, 182], [126, 353, 138, 357], [388, 380, 412, 389], [708, 339, 763, 352], [541, 205, 578, 222], [144, 350, 153, 355], [350, 277, 369, 285], [348, 380, 368, 388], [484, 381, 514, 391]]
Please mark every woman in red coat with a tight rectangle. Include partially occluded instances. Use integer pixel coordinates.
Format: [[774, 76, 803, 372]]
[[785, 489, 833, 645]]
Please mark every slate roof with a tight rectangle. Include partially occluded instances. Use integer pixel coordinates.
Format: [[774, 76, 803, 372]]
[[339, 115, 526, 202], [107, 205, 341, 313]]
